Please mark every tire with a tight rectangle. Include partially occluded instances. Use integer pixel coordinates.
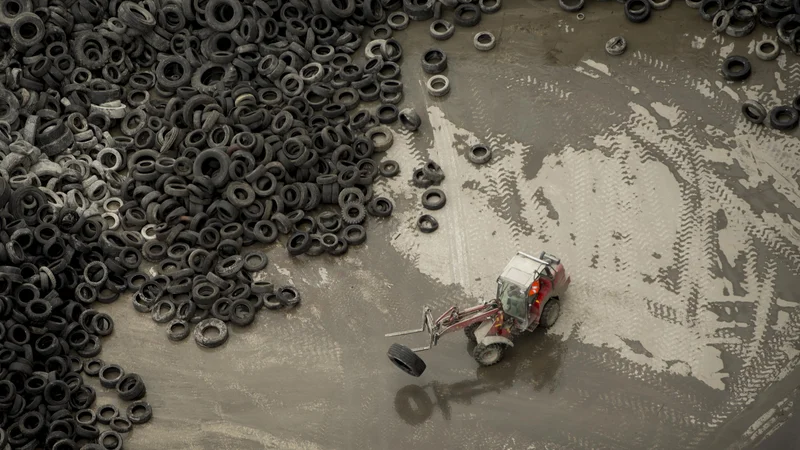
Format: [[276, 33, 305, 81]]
[[464, 322, 481, 344], [472, 343, 505, 366], [624, 0, 651, 22], [540, 298, 560, 328], [721, 55, 751, 81], [769, 106, 800, 130], [468, 144, 492, 164], [421, 188, 446, 210], [287, 231, 312, 256], [341, 202, 367, 225], [387, 343, 426, 377]]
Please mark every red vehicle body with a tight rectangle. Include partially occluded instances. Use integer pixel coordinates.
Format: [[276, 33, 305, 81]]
[[386, 251, 571, 376]]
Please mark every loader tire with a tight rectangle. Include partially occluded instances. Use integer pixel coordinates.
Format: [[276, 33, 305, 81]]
[[540, 298, 560, 328], [387, 343, 427, 377], [473, 343, 505, 366], [464, 322, 481, 344]]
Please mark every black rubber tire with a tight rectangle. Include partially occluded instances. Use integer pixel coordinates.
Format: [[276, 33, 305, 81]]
[[721, 55, 751, 81], [454, 3, 481, 26], [412, 168, 433, 188], [625, 0, 652, 22], [741, 100, 767, 124], [769, 106, 800, 130], [276, 286, 302, 308], [126, 400, 153, 424], [559, 0, 585, 12], [472, 343, 505, 366], [387, 343, 426, 377], [379, 160, 400, 177], [418, 215, 439, 233], [464, 322, 481, 344], [699, 0, 721, 20], [338, 187, 365, 208], [287, 232, 313, 256], [421, 48, 447, 74], [342, 224, 367, 245], [468, 144, 492, 164], [540, 298, 561, 328], [421, 188, 446, 210], [342, 202, 367, 225], [368, 196, 394, 217], [166, 319, 191, 341], [422, 160, 445, 183], [263, 294, 283, 310], [194, 318, 229, 348]]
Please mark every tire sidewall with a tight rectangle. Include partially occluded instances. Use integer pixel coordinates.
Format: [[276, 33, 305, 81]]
[[542, 299, 560, 328]]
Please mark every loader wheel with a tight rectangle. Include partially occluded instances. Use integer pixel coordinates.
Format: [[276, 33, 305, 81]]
[[387, 343, 427, 377], [540, 298, 560, 328], [473, 343, 505, 366], [464, 322, 481, 344]]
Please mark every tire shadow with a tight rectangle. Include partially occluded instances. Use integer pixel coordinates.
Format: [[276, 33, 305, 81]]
[[394, 330, 566, 425]]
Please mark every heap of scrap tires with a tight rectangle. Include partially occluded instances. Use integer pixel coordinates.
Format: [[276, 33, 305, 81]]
[[0, 0, 506, 446]]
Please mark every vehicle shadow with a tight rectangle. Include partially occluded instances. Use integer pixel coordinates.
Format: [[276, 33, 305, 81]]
[[394, 330, 566, 425]]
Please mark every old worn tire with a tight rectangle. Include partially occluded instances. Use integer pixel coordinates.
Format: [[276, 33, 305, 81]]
[[387, 343, 426, 377], [472, 343, 505, 366], [540, 298, 560, 328], [464, 322, 481, 344]]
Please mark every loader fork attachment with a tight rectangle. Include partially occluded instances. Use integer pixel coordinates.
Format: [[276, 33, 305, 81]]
[[385, 307, 438, 352]]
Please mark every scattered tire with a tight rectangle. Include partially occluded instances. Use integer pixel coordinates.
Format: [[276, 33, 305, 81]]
[[474, 32, 496, 51], [380, 160, 401, 177], [418, 215, 439, 233], [559, 0, 586, 12], [421, 188, 447, 210], [368, 197, 395, 217], [430, 19, 455, 40], [625, 0, 652, 22], [422, 160, 446, 183], [741, 100, 767, 124], [194, 318, 229, 348], [427, 75, 451, 97], [721, 55, 752, 81], [769, 106, 800, 130], [399, 108, 422, 131], [605, 36, 628, 56], [468, 144, 492, 164], [756, 39, 780, 61], [421, 48, 448, 74]]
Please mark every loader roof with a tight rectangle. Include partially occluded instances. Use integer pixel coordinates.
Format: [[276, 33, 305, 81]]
[[498, 252, 548, 288]]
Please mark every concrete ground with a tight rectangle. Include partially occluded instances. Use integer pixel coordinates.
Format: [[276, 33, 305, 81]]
[[91, 2, 800, 449]]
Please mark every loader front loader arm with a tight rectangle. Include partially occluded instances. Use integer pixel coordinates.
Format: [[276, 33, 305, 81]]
[[385, 303, 501, 352]]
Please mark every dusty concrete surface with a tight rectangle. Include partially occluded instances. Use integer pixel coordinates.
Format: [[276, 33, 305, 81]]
[[90, 2, 800, 449]]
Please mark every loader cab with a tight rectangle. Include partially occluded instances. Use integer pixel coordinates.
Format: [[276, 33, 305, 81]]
[[497, 279, 530, 325], [496, 252, 555, 328]]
